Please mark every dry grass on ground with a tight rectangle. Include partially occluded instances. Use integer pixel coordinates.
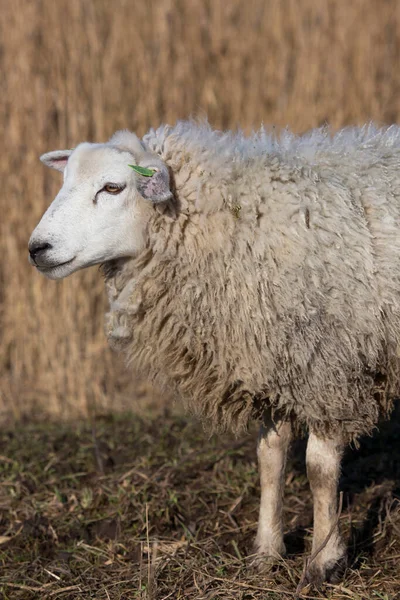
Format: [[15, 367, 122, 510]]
[[1, 407, 399, 599]]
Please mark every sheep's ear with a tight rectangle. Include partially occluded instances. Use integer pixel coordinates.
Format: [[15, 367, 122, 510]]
[[40, 149, 73, 173], [109, 130, 145, 155], [130, 163, 173, 203]]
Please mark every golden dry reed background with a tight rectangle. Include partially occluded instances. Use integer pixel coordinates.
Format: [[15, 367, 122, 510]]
[[2, 0, 400, 421]]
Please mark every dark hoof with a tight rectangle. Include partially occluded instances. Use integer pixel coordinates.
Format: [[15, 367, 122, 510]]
[[325, 554, 348, 583], [305, 554, 347, 587]]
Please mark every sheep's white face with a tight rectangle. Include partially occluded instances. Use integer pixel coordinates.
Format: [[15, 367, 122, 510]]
[[29, 133, 172, 280]]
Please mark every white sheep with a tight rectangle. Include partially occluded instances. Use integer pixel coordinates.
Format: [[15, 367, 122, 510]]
[[29, 122, 400, 586]]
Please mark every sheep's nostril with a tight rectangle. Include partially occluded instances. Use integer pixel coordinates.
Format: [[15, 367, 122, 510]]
[[29, 241, 53, 260]]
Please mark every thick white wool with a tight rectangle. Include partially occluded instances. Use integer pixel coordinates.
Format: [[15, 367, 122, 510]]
[[104, 121, 400, 440]]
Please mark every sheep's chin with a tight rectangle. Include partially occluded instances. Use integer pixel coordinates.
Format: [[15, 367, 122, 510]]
[[36, 257, 78, 280]]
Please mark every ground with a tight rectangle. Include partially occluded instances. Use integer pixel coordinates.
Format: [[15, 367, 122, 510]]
[[0, 406, 399, 600]]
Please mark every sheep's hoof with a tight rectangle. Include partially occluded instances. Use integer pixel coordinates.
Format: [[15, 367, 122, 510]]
[[248, 548, 285, 574], [304, 554, 347, 587]]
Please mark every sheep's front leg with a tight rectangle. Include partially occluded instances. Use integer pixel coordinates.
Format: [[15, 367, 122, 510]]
[[254, 419, 292, 568], [305, 432, 347, 585]]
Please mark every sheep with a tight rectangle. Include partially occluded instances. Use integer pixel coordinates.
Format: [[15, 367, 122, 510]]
[[29, 121, 400, 586]]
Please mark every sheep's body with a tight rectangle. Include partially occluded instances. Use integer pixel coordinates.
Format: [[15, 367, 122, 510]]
[[104, 122, 400, 442]]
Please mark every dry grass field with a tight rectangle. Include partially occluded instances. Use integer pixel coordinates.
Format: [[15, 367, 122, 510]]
[[1, 0, 400, 597], [3, 0, 400, 420]]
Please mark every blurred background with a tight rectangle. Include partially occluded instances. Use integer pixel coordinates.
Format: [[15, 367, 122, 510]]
[[2, 0, 400, 422]]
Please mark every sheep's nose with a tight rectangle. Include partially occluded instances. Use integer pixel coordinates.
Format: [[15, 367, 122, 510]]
[[29, 241, 52, 261]]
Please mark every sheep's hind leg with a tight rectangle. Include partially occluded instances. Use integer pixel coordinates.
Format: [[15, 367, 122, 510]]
[[253, 418, 292, 571], [305, 432, 347, 585]]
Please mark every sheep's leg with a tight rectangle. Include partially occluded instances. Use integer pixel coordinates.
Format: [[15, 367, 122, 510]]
[[305, 432, 347, 585], [254, 418, 291, 568]]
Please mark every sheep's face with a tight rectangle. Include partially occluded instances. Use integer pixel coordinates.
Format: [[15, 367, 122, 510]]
[[29, 135, 172, 280]]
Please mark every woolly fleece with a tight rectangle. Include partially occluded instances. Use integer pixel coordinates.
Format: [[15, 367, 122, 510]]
[[103, 122, 400, 441]]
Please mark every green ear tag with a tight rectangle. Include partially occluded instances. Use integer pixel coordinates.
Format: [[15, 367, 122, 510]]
[[128, 164, 156, 177]]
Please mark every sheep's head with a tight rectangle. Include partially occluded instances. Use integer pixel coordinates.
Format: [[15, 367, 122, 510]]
[[29, 130, 172, 279]]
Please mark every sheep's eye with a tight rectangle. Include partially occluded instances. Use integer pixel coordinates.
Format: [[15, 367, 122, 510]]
[[103, 183, 125, 195]]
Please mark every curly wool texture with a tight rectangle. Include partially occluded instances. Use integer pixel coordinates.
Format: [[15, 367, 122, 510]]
[[104, 122, 400, 441]]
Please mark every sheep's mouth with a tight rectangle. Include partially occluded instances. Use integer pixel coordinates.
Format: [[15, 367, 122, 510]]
[[36, 257, 76, 272]]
